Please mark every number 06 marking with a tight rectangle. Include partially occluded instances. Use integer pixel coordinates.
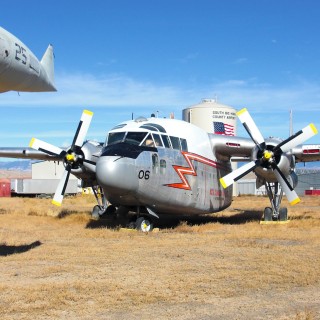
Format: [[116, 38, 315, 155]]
[[138, 170, 150, 180]]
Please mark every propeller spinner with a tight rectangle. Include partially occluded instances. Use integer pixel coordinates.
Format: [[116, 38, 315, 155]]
[[220, 108, 318, 206], [29, 110, 94, 206]]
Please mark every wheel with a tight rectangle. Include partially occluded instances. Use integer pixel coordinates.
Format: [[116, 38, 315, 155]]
[[105, 205, 116, 215], [91, 205, 101, 220], [135, 217, 153, 232], [279, 207, 288, 221], [264, 207, 273, 222]]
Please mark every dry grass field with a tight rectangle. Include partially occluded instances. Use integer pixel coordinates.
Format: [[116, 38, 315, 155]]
[[0, 195, 319, 319]]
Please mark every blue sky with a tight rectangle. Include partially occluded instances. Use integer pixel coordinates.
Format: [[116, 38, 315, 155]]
[[1, 0, 320, 154]]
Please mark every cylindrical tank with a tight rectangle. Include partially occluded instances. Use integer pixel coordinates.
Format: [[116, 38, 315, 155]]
[[182, 98, 237, 136], [182, 99, 238, 196]]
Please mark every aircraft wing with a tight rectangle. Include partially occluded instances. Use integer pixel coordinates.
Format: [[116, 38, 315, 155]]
[[210, 134, 320, 163], [210, 135, 255, 162], [292, 145, 320, 163], [0, 147, 60, 161]]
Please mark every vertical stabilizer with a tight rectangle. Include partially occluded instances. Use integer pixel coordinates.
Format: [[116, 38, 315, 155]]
[[40, 44, 56, 91]]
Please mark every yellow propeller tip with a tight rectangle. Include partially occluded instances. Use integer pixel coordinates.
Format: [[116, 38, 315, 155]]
[[219, 178, 227, 189], [84, 110, 93, 116], [29, 138, 35, 148], [236, 108, 247, 116], [52, 200, 62, 207], [290, 198, 300, 206], [310, 123, 318, 135]]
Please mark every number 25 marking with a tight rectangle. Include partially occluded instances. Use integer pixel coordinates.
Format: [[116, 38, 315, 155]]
[[15, 43, 27, 65]]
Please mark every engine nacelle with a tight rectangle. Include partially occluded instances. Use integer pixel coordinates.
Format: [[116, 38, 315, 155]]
[[68, 140, 103, 182], [252, 137, 294, 183]]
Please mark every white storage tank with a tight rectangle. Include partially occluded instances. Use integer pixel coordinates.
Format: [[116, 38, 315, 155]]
[[182, 98, 237, 135], [182, 99, 238, 196]]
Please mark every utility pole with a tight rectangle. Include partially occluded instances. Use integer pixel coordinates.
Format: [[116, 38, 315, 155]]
[[289, 109, 293, 136]]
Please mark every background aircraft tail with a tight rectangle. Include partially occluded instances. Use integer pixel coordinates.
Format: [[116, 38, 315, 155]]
[[40, 44, 56, 91]]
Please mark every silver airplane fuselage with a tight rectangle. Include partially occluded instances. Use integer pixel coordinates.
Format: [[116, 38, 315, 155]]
[[96, 117, 233, 215], [0, 26, 56, 93]]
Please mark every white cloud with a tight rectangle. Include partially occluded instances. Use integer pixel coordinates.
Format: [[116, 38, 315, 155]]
[[1, 72, 320, 114], [0, 72, 320, 145]]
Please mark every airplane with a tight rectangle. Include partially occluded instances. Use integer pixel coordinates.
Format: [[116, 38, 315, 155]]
[[0, 108, 319, 232], [0, 26, 56, 93]]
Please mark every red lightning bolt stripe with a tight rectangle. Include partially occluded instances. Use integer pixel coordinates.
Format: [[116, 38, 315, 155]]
[[165, 151, 219, 190]]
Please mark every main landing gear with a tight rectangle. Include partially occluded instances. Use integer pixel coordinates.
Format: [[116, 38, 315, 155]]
[[90, 188, 154, 232], [263, 181, 288, 222]]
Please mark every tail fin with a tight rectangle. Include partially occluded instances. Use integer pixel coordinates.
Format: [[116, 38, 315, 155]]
[[40, 44, 56, 91]]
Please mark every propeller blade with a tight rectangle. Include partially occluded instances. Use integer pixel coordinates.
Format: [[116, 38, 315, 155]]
[[274, 123, 318, 154], [237, 108, 265, 150], [52, 166, 71, 206], [220, 160, 259, 189], [29, 137, 64, 157], [71, 110, 93, 149], [273, 169, 300, 205]]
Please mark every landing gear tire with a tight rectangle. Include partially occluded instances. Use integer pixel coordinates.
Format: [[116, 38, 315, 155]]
[[91, 205, 101, 220], [105, 205, 117, 215], [135, 217, 153, 232], [279, 207, 288, 221], [264, 207, 273, 222]]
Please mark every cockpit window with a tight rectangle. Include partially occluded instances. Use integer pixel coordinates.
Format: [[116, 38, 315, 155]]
[[107, 130, 188, 151], [170, 136, 180, 150], [152, 134, 163, 147], [180, 138, 188, 151], [141, 133, 155, 147], [161, 135, 171, 148], [107, 132, 126, 145], [124, 132, 148, 145]]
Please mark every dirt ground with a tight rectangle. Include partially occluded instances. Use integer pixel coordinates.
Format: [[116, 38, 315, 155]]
[[0, 195, 319, 319]]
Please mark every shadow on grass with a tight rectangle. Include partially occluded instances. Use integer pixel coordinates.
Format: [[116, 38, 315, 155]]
[[156, 209, 263, 229], [86, 210, 263, 230], [0, 241, 42, 256], [56, 210, 79, 219]]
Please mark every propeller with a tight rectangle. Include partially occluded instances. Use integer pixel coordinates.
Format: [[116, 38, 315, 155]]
[[29, 109, 94, 206], [220, 108, 318, 205]]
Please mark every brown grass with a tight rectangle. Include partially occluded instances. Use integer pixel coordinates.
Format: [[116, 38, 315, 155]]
[[0, 195, 319, 319]]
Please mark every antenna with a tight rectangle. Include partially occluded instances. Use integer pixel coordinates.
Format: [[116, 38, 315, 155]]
[[289, 109, 293, 136]]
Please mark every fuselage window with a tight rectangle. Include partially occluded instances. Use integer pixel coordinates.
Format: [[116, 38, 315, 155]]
[[161, 135, 171, 148], [180, 138, 188, 151], [152, 153, 159, 174], [141, 133, 155, 147], [124, 132, 148, 145], [107, 132, 126, 145], [160, 159, 166, 174], [170, 136, 180, 150], [152, 134, 163, 147]]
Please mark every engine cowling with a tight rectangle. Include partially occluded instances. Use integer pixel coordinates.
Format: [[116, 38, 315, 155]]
[[69, 140, 103, 182], [252, 138, 294, 183]]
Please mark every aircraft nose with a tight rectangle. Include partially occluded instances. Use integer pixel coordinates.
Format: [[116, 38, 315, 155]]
[[96, 156, 138, 195]]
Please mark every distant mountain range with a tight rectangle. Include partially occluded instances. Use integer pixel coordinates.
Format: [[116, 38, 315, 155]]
[[0, 160, 31, 171]]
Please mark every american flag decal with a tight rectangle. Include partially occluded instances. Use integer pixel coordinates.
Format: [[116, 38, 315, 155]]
[[213, 122, 235, 136]]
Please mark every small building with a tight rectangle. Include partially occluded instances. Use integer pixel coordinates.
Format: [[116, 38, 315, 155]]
[[0, 179, 11, 197], [10, 161, 80, 196]]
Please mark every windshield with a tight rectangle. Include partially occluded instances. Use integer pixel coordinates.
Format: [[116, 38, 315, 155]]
[[107, 132, 126, 145], [124, 132, 148, 145]]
